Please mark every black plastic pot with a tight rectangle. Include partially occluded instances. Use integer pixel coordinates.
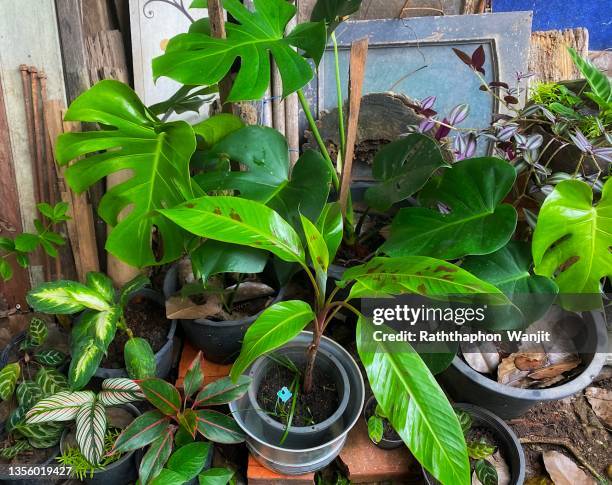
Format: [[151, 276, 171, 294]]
[[423, 403, 525, 485], [229, 331, 365, 475], [59, 404, 141, 485], [163, 264, 285, 364], [439, 310, 608, 419], [362, 396, 403, 450], [94, 289, 177, 380]]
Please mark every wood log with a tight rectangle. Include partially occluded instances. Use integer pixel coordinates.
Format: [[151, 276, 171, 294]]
[[529, 29, 589, 84], [208, 0, 233, 114]]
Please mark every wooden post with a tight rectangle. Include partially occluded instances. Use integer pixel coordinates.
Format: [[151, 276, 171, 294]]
[[529, 29, 589, 84], [339, 38, 368, 215], [208, 0, 233, 114]]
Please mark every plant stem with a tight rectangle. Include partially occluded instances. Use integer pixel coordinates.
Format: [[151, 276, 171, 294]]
[[303, 318, 322, 394], [297, 89, 340, 191], [331, 32, 346, 165]]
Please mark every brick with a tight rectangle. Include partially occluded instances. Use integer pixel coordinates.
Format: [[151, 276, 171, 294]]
[[338, 418, 421, 483], [175, 341, 232, 388], [247, 455, 315, 485]]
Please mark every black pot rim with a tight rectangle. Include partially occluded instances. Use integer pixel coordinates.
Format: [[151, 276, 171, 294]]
[[451, 310, 608, 400], [59, 403, 140, 475], [362, 395, 403, 447]]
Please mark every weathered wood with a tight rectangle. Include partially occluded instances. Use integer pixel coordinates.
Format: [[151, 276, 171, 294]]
[[271, 63, 286, 135], [590, 50, 612, 77], [284, 14, 299, 164], [340, 38, 368, 215], [463, 0, 487, 14], [209, 0, 233, 114], [0, 82, 30, 308], [529, 29, 589, 84]]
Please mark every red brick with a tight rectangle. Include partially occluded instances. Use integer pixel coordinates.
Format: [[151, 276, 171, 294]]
[[175, 341, 231, 388], [247, 455, 315, 485]]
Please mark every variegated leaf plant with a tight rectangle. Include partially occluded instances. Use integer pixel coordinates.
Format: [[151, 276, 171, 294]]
[[27, 272, 157, 390], [111, 352, 250, 485], [24, 378, 144, 466]]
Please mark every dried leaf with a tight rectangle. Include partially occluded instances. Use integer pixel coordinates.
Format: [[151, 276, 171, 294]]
[[461, 341, 500, 374], [497, 355, 530, 388], [542, 450, 596, 485], [585, 387, 612, 428], [525, 477, 553, 485], [514, 352, 548, 371], [165, 295, 223, 320], [225, 282, 275, 303], [527, 355, 581, 380]]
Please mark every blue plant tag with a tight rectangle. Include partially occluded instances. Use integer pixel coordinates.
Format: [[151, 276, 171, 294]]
[[277, 386, 292, 403]]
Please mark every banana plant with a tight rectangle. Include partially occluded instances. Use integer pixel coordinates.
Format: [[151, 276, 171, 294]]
[[158, 194, 513, 485], [24, 378, 144, 466], [110, 351, 249, 484], [26, 272, 156, 390]]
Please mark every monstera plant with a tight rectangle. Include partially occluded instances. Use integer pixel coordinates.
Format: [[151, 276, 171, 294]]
[[26, 272, 155, 389]]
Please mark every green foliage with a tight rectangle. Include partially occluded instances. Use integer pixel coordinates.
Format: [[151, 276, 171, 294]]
[[467, 440, 496, 459], [124, 337, 157, 379], [310, 0, 363, 31], [382, 157, 517, 259], [568, 47, 612, 107], [532, 179, 612, 310], [34, 349, 68, 367], [455, 410, 472, 435], [198, 468, 235, 485], [56, 80, 198, 267], [16, 381, 43, 409], [367, 414, 383, 444], [148, 84, 217, 118], [191, 241, 268, 284], [153, 0, 326, 101], [192, 113, 244, 150], [27, 318, 48, 346], [475, 459, 498, 485], [316, 202, 343, 263], [0, 363, 20, 401], [0, 440, 33, 459]]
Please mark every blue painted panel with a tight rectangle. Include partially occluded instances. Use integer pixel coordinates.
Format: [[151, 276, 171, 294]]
[[493, 0, 612, 50]]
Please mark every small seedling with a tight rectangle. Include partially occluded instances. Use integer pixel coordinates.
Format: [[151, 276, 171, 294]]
[[367, 403, 387, 444]]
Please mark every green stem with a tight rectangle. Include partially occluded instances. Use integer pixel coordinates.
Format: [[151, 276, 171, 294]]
[[297, 89, 339, 191], [331, 32, 346, 165]]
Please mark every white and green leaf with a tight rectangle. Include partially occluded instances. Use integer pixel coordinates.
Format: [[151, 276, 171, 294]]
[[25, 390, 95, 423], [75, 397, 107, 465], [99, 378, 145, 406]]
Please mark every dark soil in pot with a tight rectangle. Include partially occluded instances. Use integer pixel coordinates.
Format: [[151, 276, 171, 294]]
[[101, 296, 169, 369], [256, 360, 340, 427], [363, 396, 403, 450]]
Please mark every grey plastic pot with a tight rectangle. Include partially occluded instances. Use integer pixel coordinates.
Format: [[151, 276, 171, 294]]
[[94, 289, 177, 380], [423, 403, 525, 485], [229, 331, 365, 475], [59, 404, 141, 485], [363, 396, 403, 450], [163, 264, 285, 364], [439, 310, 608, 419]]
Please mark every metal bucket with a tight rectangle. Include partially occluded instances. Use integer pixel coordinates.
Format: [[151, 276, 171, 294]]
[[229, 332, 365, 475]]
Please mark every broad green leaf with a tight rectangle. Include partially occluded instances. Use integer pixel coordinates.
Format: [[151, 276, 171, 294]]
[[68, 338, 107, 390], [27, 280, 111, 314], [230, 301, 314, 381], [159, 196, 305, 264], [367, 415, 383, 443], [149, 84, 217, 117], [16, 381, 43, 409], [467, 440, 496, 459], [301, 214, 329, 276], [14, 233, 40, 252], [150, 468, 187, 485], [0, 363, 20, 400], [25, 391, 94, 423], [27, 317, 48, 346], [138, 378, 182, 416], [112, 410, 170, 453], [0, 258, 12, 281], [533, 179, 612, 311], [125, 337, 157, 379], [190, 0, 207, 6], [198, 468, 235, 485], [34, 349, 67, 367], [86, 272, 115, 303], [316, 202, 343, 263], [338, 256, 507, 302], [193, 113, 244, 149], [98, 378, 145, 406], [455, 410, 472, 435], [178, 408, 198, 438], [463, 241, 558, 329], [15, 421, 63, 442], [6, 406, 26, 432], [119, 274, 150, 309], [167, 441, 211, 480], [153, 0, 326, 100], [56, 80, 197, 267], [382, 157, 517, 259], [191, 241, 268, 284], [183, 352, 204, 399], [140, 429, 174, 485], [35, 367, 69, 396], [72, 308, 119, 350], [365, 134, 448, 211], [194, 375, 251, 407], [195, 409, 245, 444], [475, 459, 498, 485], [568, 47, 612, 103], [75, 397, 107, 465], [357, 317, 470, 485], [310, 0, 363, 30]]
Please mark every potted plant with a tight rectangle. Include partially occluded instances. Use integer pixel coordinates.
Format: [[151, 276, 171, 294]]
[[26, 272, 176, 389], [364, 395, 403, 450]]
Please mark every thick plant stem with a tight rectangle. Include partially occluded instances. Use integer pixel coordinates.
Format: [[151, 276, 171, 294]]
[[297, 89, 340, 191], [303, 328, 322, 394], [331, 32, 346, 164]]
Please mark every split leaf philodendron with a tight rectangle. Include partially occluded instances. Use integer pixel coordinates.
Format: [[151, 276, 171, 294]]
[[26, 272, 156, 389]]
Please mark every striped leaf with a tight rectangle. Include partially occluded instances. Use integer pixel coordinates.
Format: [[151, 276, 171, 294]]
[[16, 381, 43, 409], [0, 440, 32, 459], [23, 423, 64, 448], [36, 367, 69, 396], [27, 280, 111, 314], [183, 351, 204, 399], [195, 409, 245, 444], [178, 409, 198, 438], [112, 410, 170, 453], [86, 271, 115, 303], [6, 406, 26, 432], [73, 308, 119, 351], [194, 376, 251, 407], [124, 337, 157, 379], [119, 274, 151, 308], [0, 363, 20, 400], [68, 338, 106, 390], [139, 428, 174, 485], [76, 397, 107, 465], [25, 390, 95, 423], [34, 349, 67, 367], [138, 378, 181, 416], [99, 378, 145, 406], [28, 318, 48, 346]]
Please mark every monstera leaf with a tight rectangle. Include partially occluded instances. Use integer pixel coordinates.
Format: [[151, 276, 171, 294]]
[[365, 134, 448, 211], [463, 241, 558, 329], [357, 317, 470, 485], [153, 0, 326, 101], [532, 179, 612, 311], [56, 80, 197, 267], [382, 157, 517, 260]]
